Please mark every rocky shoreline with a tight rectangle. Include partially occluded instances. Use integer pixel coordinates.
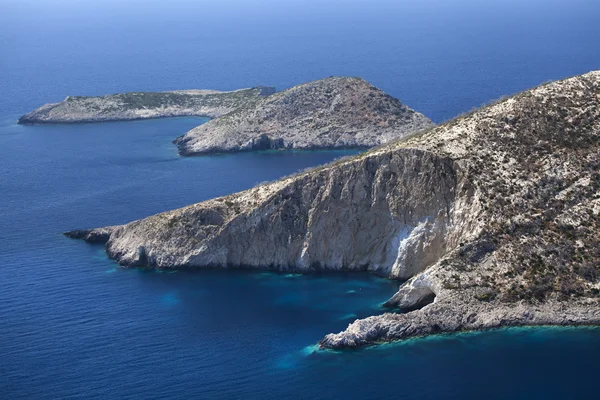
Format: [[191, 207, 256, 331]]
[[66, 71, 600, 349], [320, 267, 600, 348]]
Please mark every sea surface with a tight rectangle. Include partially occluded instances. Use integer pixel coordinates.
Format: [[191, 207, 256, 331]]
[[2, 1, 600, 399]]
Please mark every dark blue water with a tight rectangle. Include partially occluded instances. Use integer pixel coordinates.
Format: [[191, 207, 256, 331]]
[[2, 0, 600, 399]]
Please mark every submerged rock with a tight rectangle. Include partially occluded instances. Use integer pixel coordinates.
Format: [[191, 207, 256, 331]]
[[18, 87, 275, 124], [174, 77, 434, 155], [68, 71, 600, 348]]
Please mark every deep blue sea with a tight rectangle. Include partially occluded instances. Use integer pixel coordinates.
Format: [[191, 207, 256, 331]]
[[2, 0, 600, 399]]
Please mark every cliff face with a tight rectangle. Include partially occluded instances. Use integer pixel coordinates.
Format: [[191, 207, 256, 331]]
[[18, 87, 275, 124], [91, 148, 476, 280], [175, 77, 434, 155], [68, 71, 600, 348]]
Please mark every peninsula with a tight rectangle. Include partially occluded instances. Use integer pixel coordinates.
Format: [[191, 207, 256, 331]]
[[18, 87, 275, 124], [66, 71, 600, 348], [175, 77, 433, 155]]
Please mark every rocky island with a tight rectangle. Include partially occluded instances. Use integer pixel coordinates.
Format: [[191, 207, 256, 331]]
[[20, 77, 433, 154], [175, 77, 433, 155], [18, 87, 275, 124], [66, 71, 600, 348]]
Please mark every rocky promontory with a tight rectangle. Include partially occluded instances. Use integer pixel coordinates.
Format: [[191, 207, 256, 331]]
[[67, 71, 600, 348], [18, 87, 275, 124], [175, 77, 433, 155]]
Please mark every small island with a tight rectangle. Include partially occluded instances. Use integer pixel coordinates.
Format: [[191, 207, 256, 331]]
[[19, 77, 434, 155], [67, 71, 600, 348], [17, 87, 275, 124], [175, 76, 434, 155]]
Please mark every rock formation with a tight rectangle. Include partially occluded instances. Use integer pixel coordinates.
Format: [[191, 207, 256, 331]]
[[19, 77, 432, 155], [175, 77, 434, 155], [18, 87, 275, 124], [67, 71, 600, 348]]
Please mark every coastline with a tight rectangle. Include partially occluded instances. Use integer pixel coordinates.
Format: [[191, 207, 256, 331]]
[[309, 324, 600, 354], [65, 71, 600, 350]]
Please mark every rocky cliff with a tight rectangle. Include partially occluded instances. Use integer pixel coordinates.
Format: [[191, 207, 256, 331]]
[[175, 77, 433, 155], [18, 87, 275, 124], [67, 71, 600, 348]]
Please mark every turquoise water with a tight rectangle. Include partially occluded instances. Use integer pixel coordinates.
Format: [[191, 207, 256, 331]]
[[2, 0, 600, 398]]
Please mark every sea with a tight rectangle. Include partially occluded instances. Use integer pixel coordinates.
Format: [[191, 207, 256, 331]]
[[1, 0, 600, 399]]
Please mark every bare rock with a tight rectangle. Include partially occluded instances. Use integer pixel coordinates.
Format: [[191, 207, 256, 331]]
[[175, 77, 434, 155]]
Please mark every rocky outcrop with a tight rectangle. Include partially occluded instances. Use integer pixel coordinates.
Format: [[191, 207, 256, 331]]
[[18, 87, 275, 124], [64, 226, 117, 243], [67, 71, 600, 348], [20, 77, 432, 155], [174, 77, 433, 155], [321, 281, 600, 348]]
